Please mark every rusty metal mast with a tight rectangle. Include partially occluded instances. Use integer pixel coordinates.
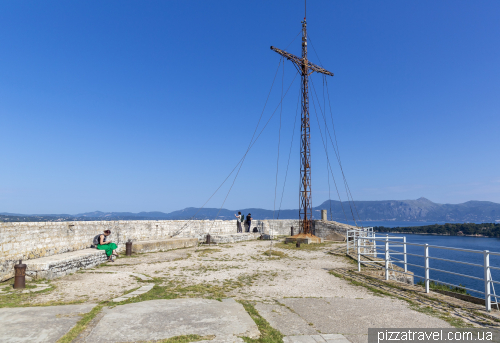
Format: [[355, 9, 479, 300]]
[[270, 8, 333, 235]]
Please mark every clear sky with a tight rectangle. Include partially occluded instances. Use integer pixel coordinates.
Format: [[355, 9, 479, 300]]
[[1, 1, 499, 214]]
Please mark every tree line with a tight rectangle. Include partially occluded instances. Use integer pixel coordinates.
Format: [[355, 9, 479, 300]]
[[373, 223, 500, 238]]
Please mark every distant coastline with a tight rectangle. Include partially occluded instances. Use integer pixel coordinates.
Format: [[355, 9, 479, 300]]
[[376, 231, 489, 237], [373, 223, 500, 238]]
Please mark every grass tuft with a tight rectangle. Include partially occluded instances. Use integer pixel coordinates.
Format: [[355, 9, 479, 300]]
[[238, 300, 283, 343], [198, 249, 222, 257], [56, 305, 103, 343], [416, 280, 469, 295], [0, 280, 59, 308], [154, 334, 215, 343], [263, 250, 288, 258]]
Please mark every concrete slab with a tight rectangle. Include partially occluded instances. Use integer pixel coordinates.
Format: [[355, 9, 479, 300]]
[[254, 303, 318, 336], [322, 333, 351, 341], [279, 298, 452, 343], [0, 304, 96, 343], [283, 335, 318, 343], [283, 335, 351, 343], [131, 238, 198, 253], [85, 298, 259, 342], [111, 283, 154, 302], [86, 270, 152, 281]]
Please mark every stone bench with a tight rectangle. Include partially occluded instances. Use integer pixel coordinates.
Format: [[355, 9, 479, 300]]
[[25, 248, 108, 280], [24, 237, 199, 280]]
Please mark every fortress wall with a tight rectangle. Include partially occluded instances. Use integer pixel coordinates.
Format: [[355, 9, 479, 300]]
[[0, 218, 351, 281], [253, 219, 300, 236], [0, 219, 295, 281], [314, 220, 356, 240]]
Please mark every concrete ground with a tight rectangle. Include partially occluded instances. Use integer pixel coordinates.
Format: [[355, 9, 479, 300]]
[[19, 240, 397, 304], [85, 298, 259, 343], [0, 240, 460, 342], [269, 297, 451, 343], [0, 304, 96, 343]]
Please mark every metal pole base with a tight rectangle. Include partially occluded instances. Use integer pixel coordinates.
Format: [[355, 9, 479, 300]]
[[126, 241, 133, 256], [13, 260, 26, 289]]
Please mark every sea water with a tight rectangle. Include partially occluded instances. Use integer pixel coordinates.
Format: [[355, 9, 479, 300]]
[[373, 232, 500, 300]]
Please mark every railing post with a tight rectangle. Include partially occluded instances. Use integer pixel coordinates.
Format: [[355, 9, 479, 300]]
[[373, 232, 377, 258], [357, 236, 361, 272], [425, 244, 430, 293], [346, 231, 350, 254], [361, 232, 364, 255], [385, 235, 389, 281], [403, 236, 407, 273], [484, 250, 491, 312]]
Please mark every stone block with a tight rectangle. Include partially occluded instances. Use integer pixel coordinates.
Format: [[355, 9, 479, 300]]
[[24, 249, 108, 280], [130, 238, 198, 254]]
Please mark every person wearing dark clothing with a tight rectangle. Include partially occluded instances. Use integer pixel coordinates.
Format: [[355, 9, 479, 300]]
[[246, 213, 252, 233]]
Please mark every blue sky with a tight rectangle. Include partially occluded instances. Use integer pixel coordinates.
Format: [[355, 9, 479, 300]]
[[1, 1, 499, 214]]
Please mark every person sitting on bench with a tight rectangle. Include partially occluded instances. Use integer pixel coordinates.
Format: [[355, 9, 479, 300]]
[[93, 230, 118, 262]]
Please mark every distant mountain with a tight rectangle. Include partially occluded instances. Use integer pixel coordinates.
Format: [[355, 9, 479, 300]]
[[1, 197, 500, 223], [319, 197, 500, 222]]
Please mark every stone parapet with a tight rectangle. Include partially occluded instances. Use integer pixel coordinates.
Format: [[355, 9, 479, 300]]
[[313, 220, 355, 240]]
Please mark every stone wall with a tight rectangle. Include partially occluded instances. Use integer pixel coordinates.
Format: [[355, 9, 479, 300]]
[[253, 219, 299, 236], [255, 219, 356, 238], [0, 218, 353, 281], [313, 221, 354, 241]]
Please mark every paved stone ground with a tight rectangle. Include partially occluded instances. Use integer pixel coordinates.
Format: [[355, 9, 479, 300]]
[[1, 240, 498, 343], [83, 298, 259, 343], [279, 297, 451, 343], [255, 297, 452, 343], [111, 283, 154, 302], [0, 304, 96, 343], [283, 334, 350, 343], [331, 267, 500, 328]]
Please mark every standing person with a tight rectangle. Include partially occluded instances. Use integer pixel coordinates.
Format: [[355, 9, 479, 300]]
[[93, 230, 118, 262], [246, 213, 252, 232], [234, 211, 243, 233]]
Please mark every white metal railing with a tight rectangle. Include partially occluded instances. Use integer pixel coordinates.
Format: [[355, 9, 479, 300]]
[[346, 227, 374, 255], [350, 233, 500, 312]]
